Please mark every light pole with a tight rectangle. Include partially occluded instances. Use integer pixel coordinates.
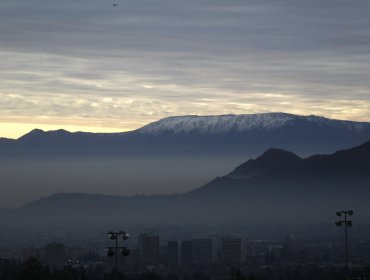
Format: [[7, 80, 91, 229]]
[[335, 210, 353, 269], [107, 230, 130, 280]]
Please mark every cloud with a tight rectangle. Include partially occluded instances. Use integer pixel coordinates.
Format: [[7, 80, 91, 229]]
[[1, 0, 370, 136]]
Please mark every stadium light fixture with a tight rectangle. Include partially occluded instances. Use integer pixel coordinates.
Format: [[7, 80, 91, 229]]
[[107, 230, 130, 280], [335, 210, 354, 271]]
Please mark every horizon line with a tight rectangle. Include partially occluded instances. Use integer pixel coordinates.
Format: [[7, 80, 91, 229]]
[[1, 111, 369, 140]]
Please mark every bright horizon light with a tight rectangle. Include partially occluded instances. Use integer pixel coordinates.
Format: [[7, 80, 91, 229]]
[[1, 111, 370, 139], [1, 0, 370, 139]]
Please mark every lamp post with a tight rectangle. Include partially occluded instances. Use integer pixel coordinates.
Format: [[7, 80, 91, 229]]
[[107, 230, 130, 280], [335, 210, 353, 270]]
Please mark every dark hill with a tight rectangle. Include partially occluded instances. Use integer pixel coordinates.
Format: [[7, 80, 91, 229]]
[[227, 148, 302, 179], [2, 140, 370, 227]]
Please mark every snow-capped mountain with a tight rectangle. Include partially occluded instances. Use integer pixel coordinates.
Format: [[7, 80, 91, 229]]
[[1, 113, 370, 157], [137, 113, 368, 135], [1, 113, 370, 209]]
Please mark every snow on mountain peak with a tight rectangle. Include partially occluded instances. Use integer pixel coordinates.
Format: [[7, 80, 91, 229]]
[[138, 113, 297, 135]]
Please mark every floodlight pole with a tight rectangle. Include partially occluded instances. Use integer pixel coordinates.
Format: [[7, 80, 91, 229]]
[[335, 210, 353, 271], [344, 212, 348, 265], [115, 234, 118, 276], [107, 231, 130, 280]]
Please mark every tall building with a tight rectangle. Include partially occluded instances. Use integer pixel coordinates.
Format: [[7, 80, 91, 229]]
[[138, 234, 160, 265], [192, 238, 213, 265], [167, 241, 179, 268], [21, 246, 42, 261], [221, 237, 242, 265], [44, 242, 66, 267], [180, 240, 193, 267]]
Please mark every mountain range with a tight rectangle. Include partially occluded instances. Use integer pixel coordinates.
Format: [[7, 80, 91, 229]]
[[2, 139, 370, 228], [2, 112, 370, 156], [1, 112, 370, 210]]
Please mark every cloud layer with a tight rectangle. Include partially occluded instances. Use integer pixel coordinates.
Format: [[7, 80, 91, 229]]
[[1, 0, 370, 137]]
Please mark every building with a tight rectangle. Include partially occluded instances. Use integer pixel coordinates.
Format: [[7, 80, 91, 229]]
[[221, 237, 242, 265], [44, 242, 66, 267], [167, 241, 179, 268], [21, 246, 43, 261], [138, 234, 160, 265], [192, 238, 213, 265], [180, 240, 193, 267]]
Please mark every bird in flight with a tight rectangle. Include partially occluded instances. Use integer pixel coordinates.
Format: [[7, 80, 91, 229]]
[[112, 3, 119, 6]]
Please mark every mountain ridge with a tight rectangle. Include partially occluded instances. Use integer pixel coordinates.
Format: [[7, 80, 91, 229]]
[[227, 148, 302, 179], [137, 113, 369, 135], [5, 139, 370, 226], [5, 112, 370, 140], [2, 113, 370, 157], [187, 139, 370, 197]]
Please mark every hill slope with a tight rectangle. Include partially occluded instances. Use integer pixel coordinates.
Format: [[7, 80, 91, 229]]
[[3, 140, 369, 227]]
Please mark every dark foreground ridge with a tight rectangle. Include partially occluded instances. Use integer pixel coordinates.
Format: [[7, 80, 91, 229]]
[[2, 139, 370, 227]]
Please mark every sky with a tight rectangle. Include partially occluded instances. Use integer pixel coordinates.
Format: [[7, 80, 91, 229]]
[[1, 0, 370, 139]]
